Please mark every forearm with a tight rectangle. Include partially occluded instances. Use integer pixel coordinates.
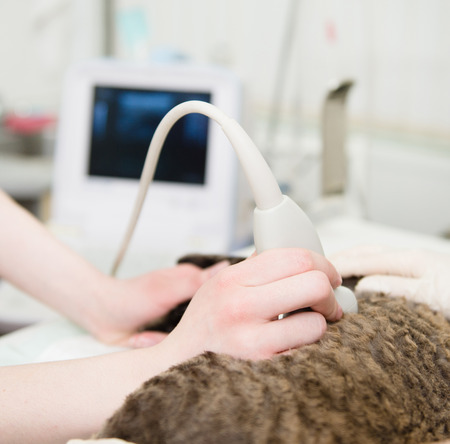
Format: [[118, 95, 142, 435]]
[[0, 343, 174, 444], [0, 190, 111, 332]]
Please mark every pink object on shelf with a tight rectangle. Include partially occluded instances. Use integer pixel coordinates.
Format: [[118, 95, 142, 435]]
[[3, 114, 56, 135]]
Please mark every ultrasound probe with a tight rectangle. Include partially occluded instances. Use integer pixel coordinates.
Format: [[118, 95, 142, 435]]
[[112, 100, 358, 314]]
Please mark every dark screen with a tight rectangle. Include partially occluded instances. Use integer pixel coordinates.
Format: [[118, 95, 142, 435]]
[[88, 87, 211, 184]]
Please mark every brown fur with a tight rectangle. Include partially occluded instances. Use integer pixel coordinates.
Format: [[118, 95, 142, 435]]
[[96, 255, 450, 444]]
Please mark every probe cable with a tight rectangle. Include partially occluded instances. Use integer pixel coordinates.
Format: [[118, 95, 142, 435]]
[[110, 100, 282, 276]]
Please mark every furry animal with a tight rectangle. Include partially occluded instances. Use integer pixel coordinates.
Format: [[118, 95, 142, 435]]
[[96, 254, 450, 444]]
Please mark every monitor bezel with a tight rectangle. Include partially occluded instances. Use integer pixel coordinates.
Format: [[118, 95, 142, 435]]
[[52, 60, 245, 257]]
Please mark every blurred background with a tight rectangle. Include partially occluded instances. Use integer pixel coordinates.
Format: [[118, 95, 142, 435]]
[[1, 0, 450, 237], [2, 0, 450, 348]]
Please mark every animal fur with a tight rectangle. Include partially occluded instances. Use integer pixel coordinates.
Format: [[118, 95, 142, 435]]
[[96, 254, 450, 444]]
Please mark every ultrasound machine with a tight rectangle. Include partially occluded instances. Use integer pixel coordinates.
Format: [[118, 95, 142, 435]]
[[2, 60, 450, 366], [0, 60, 251, 346], [52, 59, 251, 269]]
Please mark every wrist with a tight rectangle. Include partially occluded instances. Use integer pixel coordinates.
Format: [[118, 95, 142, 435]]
[[76, 274, 125, 343]]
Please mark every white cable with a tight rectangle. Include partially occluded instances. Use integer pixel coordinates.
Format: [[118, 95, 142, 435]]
[[111, 100, 283, 275], [110, 100, 358, 314]]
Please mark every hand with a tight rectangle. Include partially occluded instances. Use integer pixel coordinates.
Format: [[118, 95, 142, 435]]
[[331, 246, 450, 318], [88, 261, 229, 347], [0, 189, 225, 349], [164, 248, 343, 361]]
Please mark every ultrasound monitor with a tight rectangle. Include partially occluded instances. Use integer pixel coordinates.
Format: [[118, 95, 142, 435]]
[[88, 87, 211, 184], [52, 60, 250, 263]]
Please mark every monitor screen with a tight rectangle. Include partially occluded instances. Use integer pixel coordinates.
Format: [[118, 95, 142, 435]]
[[88, 87, 211, 184]]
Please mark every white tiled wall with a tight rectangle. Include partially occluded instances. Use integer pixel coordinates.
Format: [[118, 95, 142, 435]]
[[111, 0, 450, 134], [1, 0, 449, 133]]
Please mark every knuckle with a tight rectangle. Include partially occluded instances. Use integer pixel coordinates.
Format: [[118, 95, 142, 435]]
[[291, 248, 316, 273], [229, 291, 254, 323], [314, 313, 328, 337], [301, 312, 327, 340], [213, 270, 235, 291], [213, 279, 250, 324], [309, 270, 331, 298], [225, 299, 246, 324]]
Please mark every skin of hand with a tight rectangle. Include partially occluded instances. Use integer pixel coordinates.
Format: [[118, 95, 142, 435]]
[[163, 248, 343, 361], [331, 245, 450, 319], [0, 247, 343, 444], [0, 189, 224, 347], [89, 260, 229, 347], [0, 189, 344, 441]]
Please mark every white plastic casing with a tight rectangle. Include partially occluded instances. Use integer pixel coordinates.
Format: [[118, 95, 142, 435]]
[[52, 60, 250, 259], [254, 195, 324, 254], [106, 97, 358, 313], [253, 195, 358, 314]]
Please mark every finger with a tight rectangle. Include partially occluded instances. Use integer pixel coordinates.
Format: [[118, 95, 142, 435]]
[[262, 311, 328, 354], [166, 260, 230, 304], [232, 248, 342, 289], [126, 331, 168, 348], [201, 260, 231, 280], [254, 270, 342, 322], [355, 275, 420, 298], [331, 249, 425, 279]]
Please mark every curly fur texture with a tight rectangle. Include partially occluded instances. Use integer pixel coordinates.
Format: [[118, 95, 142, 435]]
[[96, 255, 450, 444]]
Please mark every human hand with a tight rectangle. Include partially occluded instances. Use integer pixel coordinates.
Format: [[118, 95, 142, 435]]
[[88, 261, 228, 347], [331, 246, 450, 318], [163, 248, 343, 362]]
